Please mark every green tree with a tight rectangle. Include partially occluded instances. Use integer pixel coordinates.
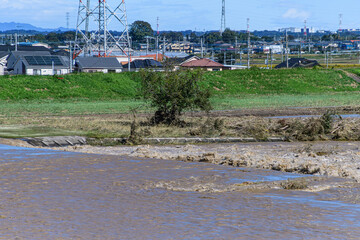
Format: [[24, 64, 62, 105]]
[[129, 20, 154, 42], [222, 28, 237, 43], [189, 32, 199, 43], [161, 31, 184, 42], [140, 69, 212, 125], [204, 32, 222, 44]]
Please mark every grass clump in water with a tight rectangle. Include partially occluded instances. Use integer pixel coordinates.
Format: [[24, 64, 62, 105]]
[[281, 179, 309, 190]]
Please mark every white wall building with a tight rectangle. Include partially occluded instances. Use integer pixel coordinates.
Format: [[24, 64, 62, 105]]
[[7, 52, 69, 75]]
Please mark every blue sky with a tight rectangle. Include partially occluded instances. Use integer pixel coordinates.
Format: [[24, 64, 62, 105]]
[[0, 0, 359, 31]]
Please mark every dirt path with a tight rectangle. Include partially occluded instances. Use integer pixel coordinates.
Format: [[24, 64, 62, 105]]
[[341, 69, 360, 83]]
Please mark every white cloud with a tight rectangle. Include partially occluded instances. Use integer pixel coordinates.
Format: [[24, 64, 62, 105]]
[[282, 8, 310, 20]]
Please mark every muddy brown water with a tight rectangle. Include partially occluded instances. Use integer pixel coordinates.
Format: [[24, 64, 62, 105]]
[[1, 144, 360, 239]]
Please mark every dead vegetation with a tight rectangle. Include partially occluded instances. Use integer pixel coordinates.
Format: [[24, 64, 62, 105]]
[[1, 111, 360, 144]]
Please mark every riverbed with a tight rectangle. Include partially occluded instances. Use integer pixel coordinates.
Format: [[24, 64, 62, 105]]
[[0, 143, 360, 239]]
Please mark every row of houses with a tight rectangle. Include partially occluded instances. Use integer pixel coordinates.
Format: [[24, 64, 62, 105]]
[[0, 45, 229, 76]]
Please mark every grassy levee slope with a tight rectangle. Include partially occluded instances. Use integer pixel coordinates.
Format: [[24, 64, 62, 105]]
[[204, 68, 360, 95], [0, 68, 359, 116], [203, 68, 360, 109], [0, 72, 141, 101]]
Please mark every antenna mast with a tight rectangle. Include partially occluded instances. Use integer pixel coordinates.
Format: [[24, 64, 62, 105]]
[[74, 0, 131, 58], [220, 0, 226, 35], [339, 13, 343, 32], [66, 12, 70, 29]]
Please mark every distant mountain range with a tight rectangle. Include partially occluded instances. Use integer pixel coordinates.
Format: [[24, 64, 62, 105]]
[[0, 22, 73, 33]]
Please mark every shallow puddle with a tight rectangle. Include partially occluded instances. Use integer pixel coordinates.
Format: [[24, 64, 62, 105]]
[[0, 144, 359, 239]]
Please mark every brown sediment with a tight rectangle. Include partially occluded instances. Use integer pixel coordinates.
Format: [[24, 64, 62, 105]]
[[25, 141, 358, 183]]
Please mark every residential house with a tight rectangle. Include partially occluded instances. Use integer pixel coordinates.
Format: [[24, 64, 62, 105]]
[[123, 59, 163, 72], [181, 58, 227, 71], [166, 55, 200, 70], [0, 45, 51, 75], [0, 52, 8, 75], [275, 58, 320, 69], [116, 53, 166, 65], [7, 51, 69, 75], [76, 57, 123, 73]]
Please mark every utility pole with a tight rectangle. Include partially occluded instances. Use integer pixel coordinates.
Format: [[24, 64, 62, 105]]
[[247, 18, 251, 69], [304, 20, 311, 54], [240, 51, 243, 65], [224, 51, 226, 65], [162, 36, 166, 56], [235, 36, 238, 64], [270, 49, 273, 69], [325, 48, 329, 69], [69, 41, 73, 73], [14, 33, 18, 52], [128, 35, 131, 72], [156, 17, 159, 61], [281, 36, 284, 62], [286, 30, 289, 69], [146, 37, 149, 56], [201, 37, 204, 58]]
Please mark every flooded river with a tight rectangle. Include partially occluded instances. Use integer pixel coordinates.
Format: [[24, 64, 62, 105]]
[[0, 144, 360, 239]]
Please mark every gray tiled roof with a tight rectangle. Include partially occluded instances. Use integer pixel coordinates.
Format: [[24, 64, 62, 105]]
[[11, 51, 51, 58], [77, 57, 123, 69], [0, 45, 49, 52], [123, 59, 163, 69]]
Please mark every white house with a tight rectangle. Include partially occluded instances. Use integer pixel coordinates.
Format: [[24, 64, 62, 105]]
[[0, 52, 8, 75], [7, 51, 69, 75]]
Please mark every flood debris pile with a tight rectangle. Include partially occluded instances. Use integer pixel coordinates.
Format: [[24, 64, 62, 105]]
[[209, 113, 360, 142], [59, 142, 360, 182]]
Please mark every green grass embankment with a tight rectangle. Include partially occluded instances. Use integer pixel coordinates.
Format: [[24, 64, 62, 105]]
[[0, 72, 141, 101], [0, 68, 359, 116], [203, 68, 360, 95]]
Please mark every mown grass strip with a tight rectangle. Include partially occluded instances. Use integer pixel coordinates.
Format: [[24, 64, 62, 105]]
[[0, 92, 359, 117]]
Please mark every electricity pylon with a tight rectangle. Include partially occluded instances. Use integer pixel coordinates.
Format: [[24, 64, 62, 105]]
[[74, 0, 131, 58]]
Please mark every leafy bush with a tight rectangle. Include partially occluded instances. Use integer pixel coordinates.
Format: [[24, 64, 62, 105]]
[[140, 69, 212, 125]]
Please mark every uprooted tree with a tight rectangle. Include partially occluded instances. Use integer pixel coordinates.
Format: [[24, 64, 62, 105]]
[[140, 69, 212, 125]]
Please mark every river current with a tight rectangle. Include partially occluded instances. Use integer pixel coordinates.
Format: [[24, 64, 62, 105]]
[[0, 144, 359, 239]]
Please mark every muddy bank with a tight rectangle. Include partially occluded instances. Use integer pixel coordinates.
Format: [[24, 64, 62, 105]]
[[48, 141, 360, 182]]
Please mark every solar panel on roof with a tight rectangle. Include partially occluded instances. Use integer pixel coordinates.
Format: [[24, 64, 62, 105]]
[[24, 56, 64, 66]]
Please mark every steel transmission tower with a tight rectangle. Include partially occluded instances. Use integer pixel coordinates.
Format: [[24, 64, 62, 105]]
[[220, 0, 225, 35], [74, 0, 131, 57]]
